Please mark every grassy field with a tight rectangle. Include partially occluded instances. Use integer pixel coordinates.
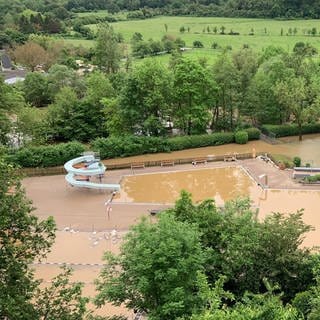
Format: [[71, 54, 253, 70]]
[[62, 16, 320, 63]]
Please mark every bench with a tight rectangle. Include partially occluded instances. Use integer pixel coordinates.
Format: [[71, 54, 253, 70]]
[[224, 154, 237, 162], [192, 158, 207, 165], [131, 162, 145, 170], [161, 160, 175, 167]]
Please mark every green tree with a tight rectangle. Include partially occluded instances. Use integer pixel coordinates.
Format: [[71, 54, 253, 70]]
[[191, 275, 300, 320], [85, 71, 115, 105], [169, 192, 314, 302], [23, 72, 50, 107], [212, 52, 240, 130], [232, 48, 258, 122], [119, 59, 173, 136], [16, 106, 48, 145], [47, 64, 85, 99], [0, 77, 25, 145], [95, 214, 205, 320], [0, 159, 56, 319], [46, 87, 79, 141], [172, 58, 216, 134], [0, 159, 91, 319], [34, 266, 89, 320], [246, 56, 294, 124], [274, 76, 320, 141], [94, 23, 122, 74], [193, 40, 204, 48]]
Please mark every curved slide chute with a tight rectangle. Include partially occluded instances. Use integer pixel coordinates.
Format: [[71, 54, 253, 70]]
[[64, 155, 120, 191]]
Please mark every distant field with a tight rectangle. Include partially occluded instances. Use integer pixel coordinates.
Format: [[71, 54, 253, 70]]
[[107, 17, 320, 51], [61, 16, 320, 63]]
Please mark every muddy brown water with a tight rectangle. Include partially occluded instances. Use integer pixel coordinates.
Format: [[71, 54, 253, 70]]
[[115, 166, 260, 205]]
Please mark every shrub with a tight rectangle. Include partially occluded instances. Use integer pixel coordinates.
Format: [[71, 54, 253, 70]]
[[293, 156, 301, 167], [92, 136, 170, 159], [167, 132, 235, 151], [211, 42, 219, 49], [245, 128, 260, 140], [305, 174, 320, 183], [235, 131, 249, 144], [6, 142, 85, 168], [92, 132, 235, 159], [193, 40, 204, 48], [261, 123, 320, 137]]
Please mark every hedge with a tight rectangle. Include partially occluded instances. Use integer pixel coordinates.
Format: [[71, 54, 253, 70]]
[[91, 136, 170, 159], [4, 128, 260, 167], [92, 129, 259, 160], [261, 123, 320, 138], [5, 142, 85, 168]]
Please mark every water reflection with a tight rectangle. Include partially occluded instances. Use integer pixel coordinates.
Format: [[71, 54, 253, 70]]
[[114, 167, 260, 205]]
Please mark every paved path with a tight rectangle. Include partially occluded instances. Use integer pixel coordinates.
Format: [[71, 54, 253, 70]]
[[241, 158, 320, 190]]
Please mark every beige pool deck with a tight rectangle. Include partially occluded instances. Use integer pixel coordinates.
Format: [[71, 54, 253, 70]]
[[23, 152, 320, 318]]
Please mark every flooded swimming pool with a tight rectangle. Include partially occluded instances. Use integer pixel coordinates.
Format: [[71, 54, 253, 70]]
[[114, 166, 261, 205]]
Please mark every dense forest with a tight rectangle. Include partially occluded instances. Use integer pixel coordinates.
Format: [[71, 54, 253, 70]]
[[2, 0, 320, 21], [65, 0, 320, 18]]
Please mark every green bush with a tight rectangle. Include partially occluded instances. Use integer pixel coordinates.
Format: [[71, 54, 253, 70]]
[[245, 127, 260, 140], [92, 136, 170, 159], [235, 131, 249, 144], [293, 156, 301, 167], [261, 123, 320, 137], [92, 132, 235, 159], [6, 142, 85, 168], [305, 174, 320, 183], [167, 132, 235, 151]]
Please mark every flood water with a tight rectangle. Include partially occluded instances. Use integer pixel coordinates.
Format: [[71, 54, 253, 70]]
[[258, 189, 320, 248], [22, 134, 320, 317], [104, 133, 320, 167], [115, 166, 260, 205]]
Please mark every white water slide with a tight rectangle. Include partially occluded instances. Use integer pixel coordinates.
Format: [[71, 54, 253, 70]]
[[64, 155, 120, 190]]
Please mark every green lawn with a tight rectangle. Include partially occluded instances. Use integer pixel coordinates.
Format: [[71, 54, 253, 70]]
[[88, 16, 320, 50]]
